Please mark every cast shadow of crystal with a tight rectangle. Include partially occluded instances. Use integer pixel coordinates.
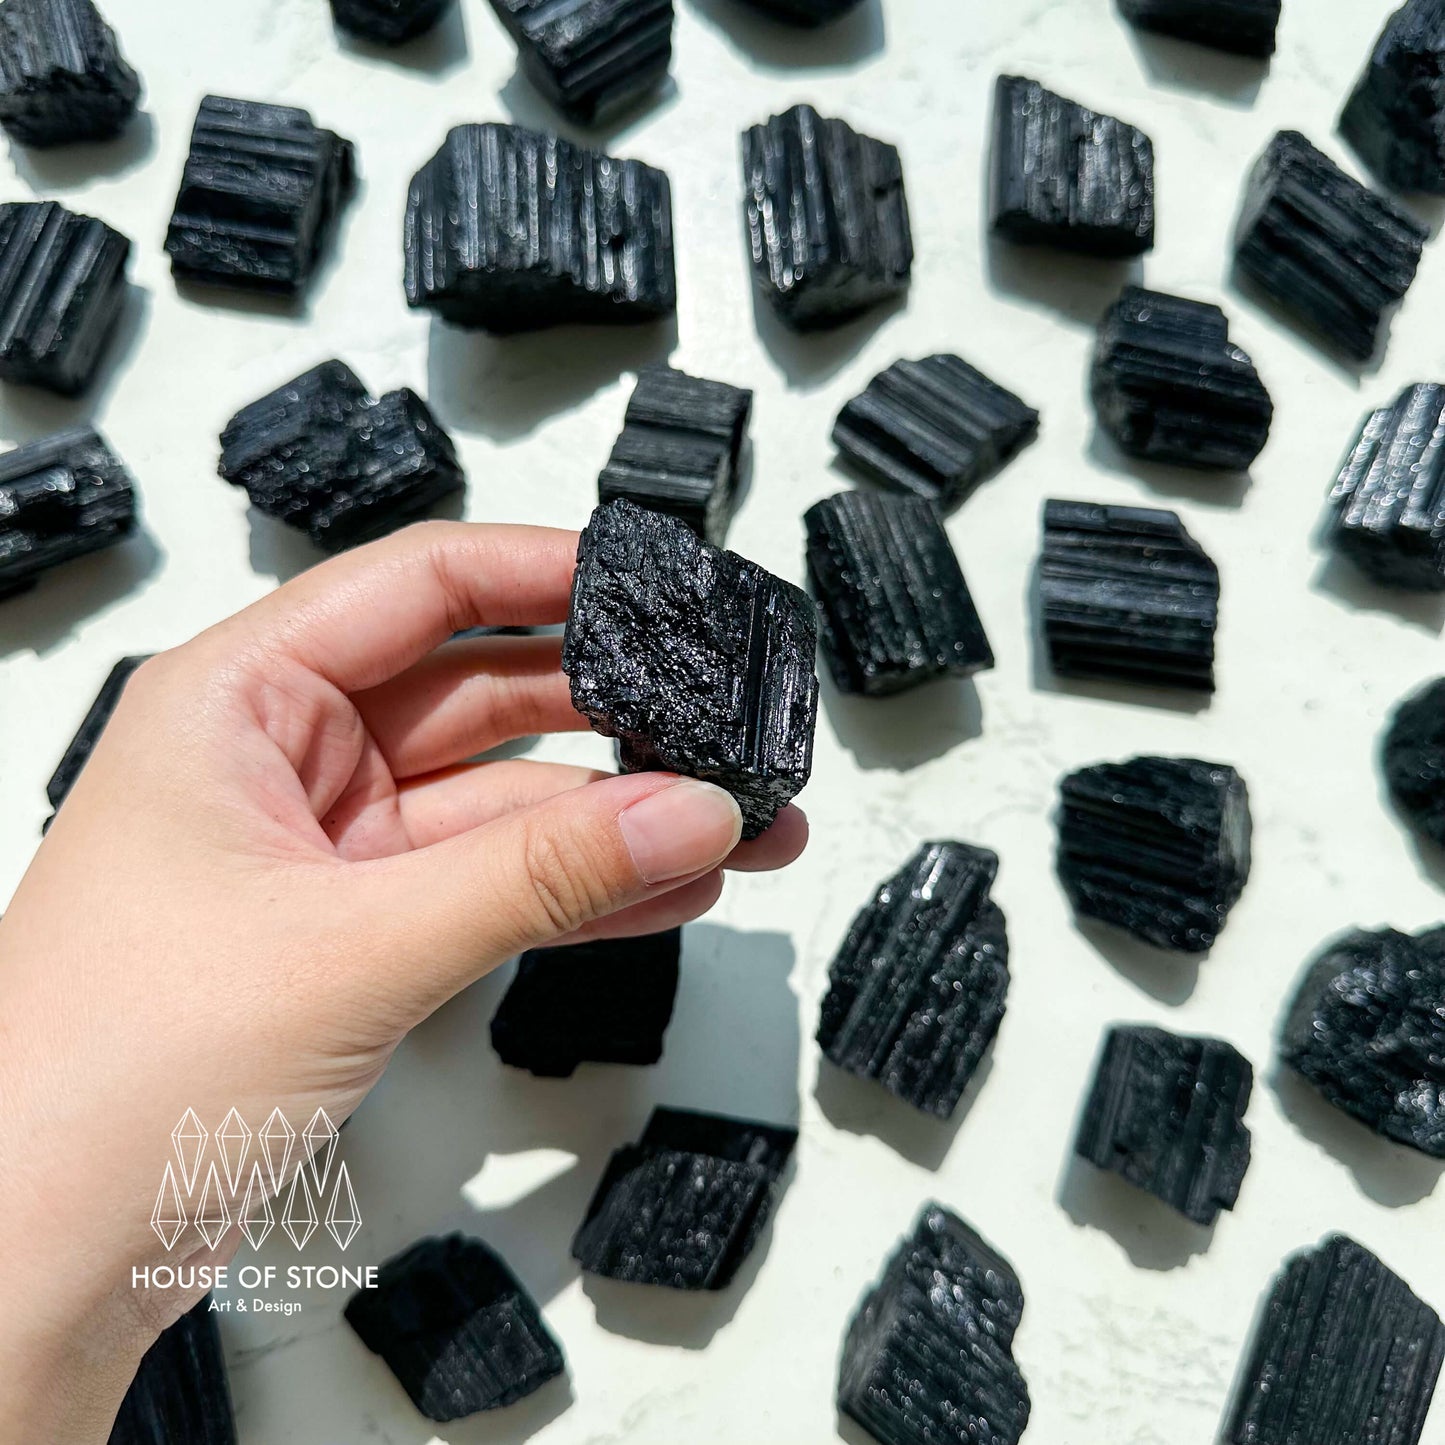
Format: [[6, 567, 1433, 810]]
[[416, 1375, 574, 1445], [1122, 29, 1267, 108], [1310, 552, 1445, 635], [1076, 919, 1202, 1005], [983, 235, 1143, 328], [752, 289, 904, 392], [687, 0, 885, 69], [333, 0, 470, 76], [1086, 428, 1251, 509], [499, 71, 681, 152], [820, 672, 983, 771], [8, 111, 157, 191]]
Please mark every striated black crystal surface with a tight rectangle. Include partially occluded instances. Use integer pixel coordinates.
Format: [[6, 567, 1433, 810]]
[[817, 841, 1008, 1119], [563, 499, 818, 839], [1385, 678, 1445, 843], [1222, 1234, 1444, 1445], [331, 0, 452, 42], [405, 122, 675, 332], [218, 359, 463, 552], [1117, 0, 1280, 57], [1039, 499, 1219, 692], [109, 1299, 236, 1445], [740, 0, 864, 19], [572, 1107, 797, 1290], [346, 1234, 564, 1421], [839, 1204, 1030, 1445], [1234, 130, 1426, 363], [832, 354, 1039, 513], [990, 74, 1154, 257], [597, 366, 752, 546], [46, 654, 147, 827], [1057, 756, 1252, 953], [742, 103, 912, 329]]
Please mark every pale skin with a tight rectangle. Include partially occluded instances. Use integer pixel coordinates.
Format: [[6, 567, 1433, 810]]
[[0, 521, 807, 1442]]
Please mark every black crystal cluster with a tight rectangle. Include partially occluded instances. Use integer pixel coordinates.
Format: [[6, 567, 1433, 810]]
[[1116, 0, 1280, 57], [108, 1300, 236, 1445], [45, 654, 148, 828], [331, 0, 453, 43], [1385, 678, 1445, 843]]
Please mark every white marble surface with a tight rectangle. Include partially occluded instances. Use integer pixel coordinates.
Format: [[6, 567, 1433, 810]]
[[3, 0, 1445, 1441]]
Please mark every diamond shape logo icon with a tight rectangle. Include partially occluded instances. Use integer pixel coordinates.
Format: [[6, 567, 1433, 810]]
[[150, 1161, 187, 1250], [238, 1161, 274, 1251], [171, 1108, 208, 1193], [281, 1166, 318, 1251], [324, 1162, 361, 1251], [302, 1107, 339, 1193], [194, 1162, 231, 1250], [216, 1108, 252, 1193], [259, 1107, 296, 1194]]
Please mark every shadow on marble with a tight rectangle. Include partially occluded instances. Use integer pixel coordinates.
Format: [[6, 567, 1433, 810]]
[[820, 672, 983, 771], [9, 110, 157, 190], [688, 0, 886, 69], [1085, 428, 1251, 509], [333, 0, 471, 77], [498, 71, 681, 152], [1122, 28, 1267, 108], [752, 288, 903, 392], [1310, 552, 1445, 635], [983, 234, 1142, 327], [1076, 920, 1202, 1006]]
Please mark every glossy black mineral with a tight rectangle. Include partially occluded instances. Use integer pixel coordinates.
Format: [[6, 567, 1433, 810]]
[[742, 103, 912, 329], [1039, 498, 1219, 692], [839, 1204, 1031, 1445], [563, 499, 818, 839], [571, 1107, 797, 1290], [990, 74, 1154, 257], [1234, 130, 1426, 363], [0, 199, 130, 394], [345, 1234, 564, 1421], [45, 654, 147, 828], [1057, 756, 1252, 953], [330, 0, 453, 43], [1116, 0, 1280, 57], [597, 365, 752, 545], [1222, 1234, 1444, 1445], [739, 0, 864, 19], [817, 841, 1009, 1119], [217, 359, 463, 552], [405, 122, 675, 332], [1385, 678, 1445, 842], [804, 491, 994, 698], [165, 95, 355, 297], [832, 354, 1039, 513], [109, 1299, 236, 1445]]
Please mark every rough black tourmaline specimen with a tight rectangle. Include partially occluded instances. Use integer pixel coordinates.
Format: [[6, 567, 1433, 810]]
[[46, 654, 148, 827], [742, 104, 912, 329], [345, 1234, 564, 1421], [741, 0, 864, 19], [563, 500, 818, 839], [405, 123, 675, 332], [217, 360, 464, 552], [1057, 756, 1252, 953], [1222, 1235, 1444, 1445], [1039, 499, 1219, 692], [109, 1299, 236, 1445], [832, 354, 1039, 513], [1385, 678, 1445, 843], [597, 366, 752, 546], [1234, 130, 1427, 363], [165, 96, 355, 297], [804, 491, 993, 698], [817, 842, 1009, 1120], [839, 1204, 1031, 1445], [331, 0, 453, 42], [572, 1107, 797, 1290], [1116, 0, 1280, 57], [990, 75, 1155, 257]]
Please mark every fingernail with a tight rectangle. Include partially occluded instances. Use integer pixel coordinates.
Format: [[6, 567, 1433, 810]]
[[619, 780, 743, 884]]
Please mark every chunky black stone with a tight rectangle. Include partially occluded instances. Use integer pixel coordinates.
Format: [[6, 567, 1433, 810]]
[[572, 1107, 797, 1290], [832, 354, 1039, 513], [165, 96, 355, 297], [1039, 499, 1219, 692], [45, 654, 148, 828], [1222, 1235, 1444, 1445], [990, 74, 1154, 257], [839, 1204, 1031, 1445], [563, 500, 818, 839], [109, 1299, 236, 1445], [218, 360, 464, 552], [345, 1234, 564, 1421], [405, 123, 675, 332], [1234, 130, 1426, 363], [1057, 756, 1252, 953], [817, 842, 1008, 1119], [1116, 0, 1280, 57], [331, 0, 453, 42], [742, 104, 912, 329], [805, 491, 993, 698], [597, 366, 752, 546], [739, 0, 864, 19], [1385, 678, 1445, 843]]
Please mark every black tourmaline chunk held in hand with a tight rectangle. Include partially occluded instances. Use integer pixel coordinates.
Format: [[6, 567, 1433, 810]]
[[839, 1204, 1031, 1445], [109, 1299, 237, 1445], [346, 1234, 564, 1422], [572, 1107, 797, 1289], [1234, 130, 1427, 363], [1222, 1235, 1444, 1445], [330, 0, 453, 43], [1385, 677, 1445, 842], [563, 500, 818, 839], [1057, 756, 1252, 953], [1116, 0, 1280, 57], [1075, 1024, 1253, 1225], [817, 841, 1009, 1119], [742, 104, 912, 329], [46, 654, 148, 827], [990, 74, 1154, 257]]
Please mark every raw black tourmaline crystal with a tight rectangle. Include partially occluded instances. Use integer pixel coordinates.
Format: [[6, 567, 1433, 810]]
[[1116, 0, 1280, 58], [741, 0, 863, 18], [1075, 1024, 1253, 1225], [990, 75, 1155, 257], [597, 366, 752, 546], [109, 1299, 236, 1445], [217, 360, 464, 552], [832, 354, 1039, 513], [839, 1204, 1031, 1445], [1057, 756, 1252, 953], [1222, 1235, 1444, 1445], [1385, 678, 1445, 842], [405, 123, 675, 332], [572, 1107, 797, 1290], [331, 0, 453, 43], [46, 654, 148, 827], [165, 96, 355, 297], [742, 104, 912, 329], [345, 1234, 564, 1421], [817, 841, 1009, 1119], [1039, 499, 1219, 692], [1234, 130, 1427, 363], [0, 0, 140, 146], [563, 500, 818, 839], [804, 491, 994, 698]]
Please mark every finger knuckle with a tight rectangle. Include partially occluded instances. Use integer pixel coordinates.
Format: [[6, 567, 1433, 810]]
[[520, 825, 606, 937]]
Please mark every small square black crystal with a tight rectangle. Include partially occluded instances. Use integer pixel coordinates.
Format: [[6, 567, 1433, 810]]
[[330, 0, 453, 42], [1117, 0, 1279, 57]]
